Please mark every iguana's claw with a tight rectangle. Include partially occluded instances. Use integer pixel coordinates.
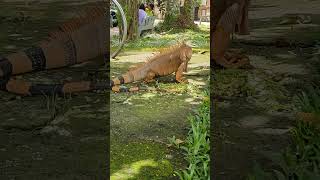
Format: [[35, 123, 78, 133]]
[[177, 78, 188, 84]]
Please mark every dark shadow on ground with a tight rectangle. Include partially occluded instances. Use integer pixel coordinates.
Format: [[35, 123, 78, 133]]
[[213, 0, 320, 179], [0, 1, 108, 179]]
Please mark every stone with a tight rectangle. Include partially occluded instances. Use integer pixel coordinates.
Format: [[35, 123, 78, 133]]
[[253, 128, 291, 135], [239, 115, 270, 128]]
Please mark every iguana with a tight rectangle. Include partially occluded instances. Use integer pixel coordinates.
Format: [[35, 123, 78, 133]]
[[0, 5, 108, 96], [110, 42, 192, 92], [212, 0, 251, 69]]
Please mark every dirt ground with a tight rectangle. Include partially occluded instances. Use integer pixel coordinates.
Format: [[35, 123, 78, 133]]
[[213, 0, 320, 179], [0, 1, 108, 179]]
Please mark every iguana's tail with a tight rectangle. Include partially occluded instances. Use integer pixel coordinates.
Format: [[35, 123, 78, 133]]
[[110, 68, 147, 87], [110, 77, 147, 92], [110, 69, 157, 92], [110, 83, 155, 93], [0, 5, 108, 95]]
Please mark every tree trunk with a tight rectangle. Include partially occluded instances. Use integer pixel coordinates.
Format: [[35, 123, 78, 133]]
[[119, 0, 139, 40], [127, 0, 139, 40]]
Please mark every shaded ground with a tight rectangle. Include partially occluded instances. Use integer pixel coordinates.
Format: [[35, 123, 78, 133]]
[[110, 45, 209, 178], [0, 1, 108, 179], [213, 0, 320, 179]]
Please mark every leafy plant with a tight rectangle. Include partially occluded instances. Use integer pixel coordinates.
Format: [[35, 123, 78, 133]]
[[247, 86, 320, 180], [297, 85, 320, 115], [172, 91, 210, 179], [247, 120, 320, 180]]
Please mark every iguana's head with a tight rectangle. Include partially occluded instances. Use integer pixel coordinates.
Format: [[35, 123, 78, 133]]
[[181, 43, 193, 61], [186, 45, 193, 60], [180, 43, 192, 72]]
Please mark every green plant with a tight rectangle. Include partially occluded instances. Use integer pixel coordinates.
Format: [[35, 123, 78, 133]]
[[246, 120, 320, 180], [247, 86, 320, 180], [43, 92, 71, 121], [172, 91, 210, 180], [297, 85, 320, 115], [44, 93, 59, 120]]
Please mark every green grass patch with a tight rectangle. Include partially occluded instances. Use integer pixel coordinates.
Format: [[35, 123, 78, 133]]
[[169, 90, 210, 180], [297, 85, 320, 115], [157, 82, 189, 94], [110, 137, 181, 180], [123, 28, 209, 51]]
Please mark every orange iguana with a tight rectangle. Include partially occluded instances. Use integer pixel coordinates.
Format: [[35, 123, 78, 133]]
[[0, 5, 108, 96], [110, 42, 192, 92], [212, 0, 251, 68]]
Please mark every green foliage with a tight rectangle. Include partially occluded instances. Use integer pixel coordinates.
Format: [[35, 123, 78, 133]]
[[157, 0, 198, 31], [193, 0, 203, 7], [171, 91, 210, 180], [159, 15, 179, 32], [247, 120, 320, 180], [297, 85, 320, 115]]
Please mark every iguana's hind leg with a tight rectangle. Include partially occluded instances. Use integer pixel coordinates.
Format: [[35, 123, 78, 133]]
[[143, 71, 156, 83], [175, 63, 188, 83]]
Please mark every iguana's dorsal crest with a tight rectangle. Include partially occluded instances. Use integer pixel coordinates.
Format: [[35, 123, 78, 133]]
[[155, 42, 189, 55]]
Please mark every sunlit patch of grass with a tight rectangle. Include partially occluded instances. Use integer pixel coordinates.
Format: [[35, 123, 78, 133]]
[[110, 138, 178, 179], [123, 29, 209, 51], [110, 159, 158, 180], [157, 82, 189, 94]]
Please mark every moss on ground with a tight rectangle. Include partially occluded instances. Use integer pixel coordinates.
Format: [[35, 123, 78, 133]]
[[110, 137, 184, 180]]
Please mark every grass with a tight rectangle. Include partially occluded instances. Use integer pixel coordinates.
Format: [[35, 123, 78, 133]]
[[213, 69, 254, 98], [43, 93, 72, 122], [169, 90, 210, 180], [110, 137, 180, 180], [247, 120, 320, 180], [247, 85, 320, 180], [121, 25, 210, 52], [297, 85, 320, 115]]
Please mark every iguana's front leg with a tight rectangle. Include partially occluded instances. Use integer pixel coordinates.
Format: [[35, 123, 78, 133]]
[[175, 62, 188, 83], [212, 2, 250, 69]]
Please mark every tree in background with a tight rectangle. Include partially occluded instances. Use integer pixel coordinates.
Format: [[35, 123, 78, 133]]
[[177, 0, 197, 29], [118, 0, 139, 40], [118, 0, 201, 39], [158, 0, 198, 31]]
